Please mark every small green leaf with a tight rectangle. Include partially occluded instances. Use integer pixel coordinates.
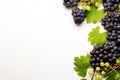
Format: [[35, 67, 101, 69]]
[[74, 54, 90, 77], [106, 71, 117, 80], [88, 26, 107, 45], [86, 5, 105, 23]]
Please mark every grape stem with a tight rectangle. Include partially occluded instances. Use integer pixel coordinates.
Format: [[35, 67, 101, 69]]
[[91, 69, 95, 80], [111, 66, 120, 75], [106, 65, 120, 77]]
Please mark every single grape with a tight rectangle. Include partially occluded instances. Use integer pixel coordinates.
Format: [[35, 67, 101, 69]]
[[104, 67, 108, 71], [116, 59, 120, 64], [100, 62, 104, 67], [95, 2, 100, 7], [119, 3, 120, 9], [83, 5, 91, 11], [105, 62, 110, 67], [101, 71, 106, 75], [88, 70, 93, 76], [95, 75, 102, 80], [96, 67, 100, 71], [86, 5, 91, 11]]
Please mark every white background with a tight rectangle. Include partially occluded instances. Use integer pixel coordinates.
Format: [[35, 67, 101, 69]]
[[0, 0, 102, 80]]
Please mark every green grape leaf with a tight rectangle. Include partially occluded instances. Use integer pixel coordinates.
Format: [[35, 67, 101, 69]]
[[88, 26, 107, 45], [74, 54, 90, 77], [86, 5, 105, 23], [106, 71, 117, 80]]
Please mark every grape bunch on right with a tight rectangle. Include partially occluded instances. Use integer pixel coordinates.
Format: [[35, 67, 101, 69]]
[[90, 41, 120, 76], [90, 0, 120, 78]]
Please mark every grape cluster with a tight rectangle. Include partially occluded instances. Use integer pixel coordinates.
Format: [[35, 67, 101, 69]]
[[72, 8, 86, 24], [63, 0, 103, 25], [63, 0, 79, 8], [103, 0, 120, 12], [101, 12, 120, 42], [101, 12, 120, 31], [90, 41, 120, 75], [91, 11, 120, 76]]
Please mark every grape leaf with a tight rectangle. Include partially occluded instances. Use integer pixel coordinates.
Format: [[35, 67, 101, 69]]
[[106, 71, 117, 80], [86, 5, 105, 23], [88, 26, 107, 45], [74, 54, 90, 77]]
